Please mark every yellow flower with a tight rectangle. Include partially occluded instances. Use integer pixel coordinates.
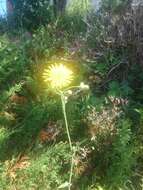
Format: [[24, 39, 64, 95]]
[[43, 64, 73, 89]]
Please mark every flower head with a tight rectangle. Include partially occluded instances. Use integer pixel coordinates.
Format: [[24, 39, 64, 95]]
[[43, 64, 73, 90]]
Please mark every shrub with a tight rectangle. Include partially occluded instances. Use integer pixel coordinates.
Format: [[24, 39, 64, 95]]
[[106, 119, 136, 189], [11, 0, 54, 31]]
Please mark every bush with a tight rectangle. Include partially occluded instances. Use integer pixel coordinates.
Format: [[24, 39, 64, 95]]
[[11, 0, 54, 31]]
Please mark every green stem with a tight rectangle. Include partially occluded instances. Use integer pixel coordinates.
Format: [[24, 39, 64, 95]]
[[69, 149, 76, 190], [60, 93, 75, 190], [61, 93, 72, 151]]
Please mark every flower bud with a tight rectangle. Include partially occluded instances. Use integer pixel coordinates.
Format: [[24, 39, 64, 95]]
[[79, 82, 89, 90]]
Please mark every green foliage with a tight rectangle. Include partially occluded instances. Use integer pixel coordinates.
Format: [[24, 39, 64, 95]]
[[12, 0, 54, 30], [67, 0, 90, 17], [0, 142, 71, 190], [0, 0, 143, 189], [106, 119, 135, 189], [108, 81, 133, 98], [0, 35, 28, 90]]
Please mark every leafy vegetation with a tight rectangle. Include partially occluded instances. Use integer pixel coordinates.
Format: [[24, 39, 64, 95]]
[[0, 0, 143, 189]]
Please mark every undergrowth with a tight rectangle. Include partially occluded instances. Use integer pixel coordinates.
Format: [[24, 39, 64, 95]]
[[0, 0, 143, 189]]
